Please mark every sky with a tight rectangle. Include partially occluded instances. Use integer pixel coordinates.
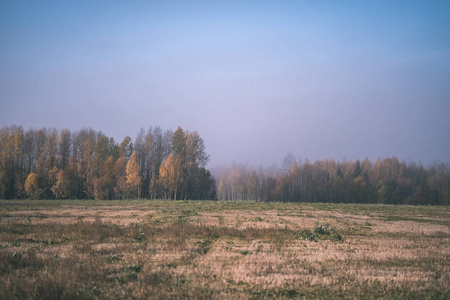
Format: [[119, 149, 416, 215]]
[[1, 0, 450, 167]]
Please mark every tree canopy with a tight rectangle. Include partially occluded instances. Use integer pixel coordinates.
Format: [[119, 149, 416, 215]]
[[216, 156, 450, 205], [0, 125, 216, 200], [1, 125, 448, 205]]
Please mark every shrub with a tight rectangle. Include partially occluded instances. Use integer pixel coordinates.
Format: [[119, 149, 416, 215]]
[[299, 223, 344, 243]]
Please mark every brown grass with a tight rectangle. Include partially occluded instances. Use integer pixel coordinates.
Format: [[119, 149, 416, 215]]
[[0, 200, 449, 299]]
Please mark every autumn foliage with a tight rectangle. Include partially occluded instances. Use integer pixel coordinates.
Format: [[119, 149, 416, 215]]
[[1, 125, 449, 204], [216, 157, 450, 205], [0, 125, 215, 200]]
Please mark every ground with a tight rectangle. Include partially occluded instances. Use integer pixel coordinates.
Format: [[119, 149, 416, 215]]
[[0, 200, 449, 299]]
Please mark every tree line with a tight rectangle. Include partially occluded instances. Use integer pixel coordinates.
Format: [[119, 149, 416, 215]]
[[2, 125, 449, 205], [0, 125, 216, 200], [216, 154, 450, 205]]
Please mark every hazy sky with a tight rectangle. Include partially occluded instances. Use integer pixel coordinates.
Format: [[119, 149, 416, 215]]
[[1, 0, 449, 167]]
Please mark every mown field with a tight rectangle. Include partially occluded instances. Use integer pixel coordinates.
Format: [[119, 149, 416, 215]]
[[0, 200, 449, 299]]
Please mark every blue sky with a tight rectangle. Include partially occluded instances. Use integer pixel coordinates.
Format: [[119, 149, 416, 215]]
[[1, 0, 449, 167]]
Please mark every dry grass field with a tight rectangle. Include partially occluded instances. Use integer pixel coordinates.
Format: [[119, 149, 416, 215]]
[[0, 200, 449, 299]]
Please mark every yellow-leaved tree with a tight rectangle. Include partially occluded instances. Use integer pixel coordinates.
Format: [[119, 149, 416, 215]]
[[126, 151, 142, 199], [159, 154, 184, 200], [51, 169, 71, 199], [25, 172, 44, 199]]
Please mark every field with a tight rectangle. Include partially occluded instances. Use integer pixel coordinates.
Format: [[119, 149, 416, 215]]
[[0, 200, 449, 299]]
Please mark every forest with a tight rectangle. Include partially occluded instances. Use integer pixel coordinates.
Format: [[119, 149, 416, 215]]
[[216, 156, 450, 205], [0, 125, 216, 200], [1, 125, 449, 205]]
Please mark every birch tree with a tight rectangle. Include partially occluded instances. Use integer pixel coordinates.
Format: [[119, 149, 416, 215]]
[[126, 151, 142, 199]]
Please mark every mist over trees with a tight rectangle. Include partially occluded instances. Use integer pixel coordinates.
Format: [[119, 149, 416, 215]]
[[215, 155, 450, 205], [1, 125, 449, 205], [0, 125, 216, 200]]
